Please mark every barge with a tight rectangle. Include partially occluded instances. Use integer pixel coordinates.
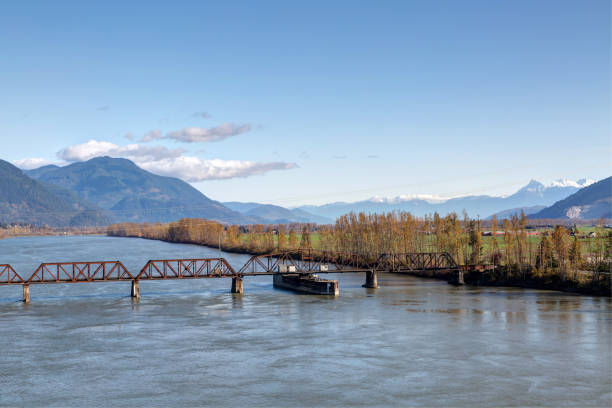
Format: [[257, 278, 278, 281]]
[[273, 273, 339, 296]]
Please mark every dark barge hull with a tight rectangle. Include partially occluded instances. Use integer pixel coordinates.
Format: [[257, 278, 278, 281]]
[[273, 273, 339, 295]]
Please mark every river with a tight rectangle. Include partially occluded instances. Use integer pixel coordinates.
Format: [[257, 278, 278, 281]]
[[0, 236, 610, 407]]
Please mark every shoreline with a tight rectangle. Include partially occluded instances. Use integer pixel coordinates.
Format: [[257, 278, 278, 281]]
[[106, 234, 611, 297]]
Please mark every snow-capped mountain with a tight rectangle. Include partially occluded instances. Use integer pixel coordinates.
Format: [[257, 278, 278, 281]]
[[368, 194, 448, 204], [296, 178, 600, 220], [550, 178, 595, 188], [531, 177, 611, 219]]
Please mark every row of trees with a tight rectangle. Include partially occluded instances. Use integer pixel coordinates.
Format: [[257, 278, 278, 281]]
[[106, 211, 612, 275], [0, 224, 104, 239]]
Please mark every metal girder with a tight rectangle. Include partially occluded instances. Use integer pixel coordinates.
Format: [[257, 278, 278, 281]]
[[238, 249, 367, 275], [375, 252, 458, 272], [0, 264, 23, 285], [26, 261, 132, 283], [0, 251, 459, 288], [137, 258, 237, 279]]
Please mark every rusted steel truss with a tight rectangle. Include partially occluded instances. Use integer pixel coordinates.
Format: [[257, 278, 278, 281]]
[[238, 249, 366, 275], [0, 251, 458, 286], [27, 261, 133, 284], [0, 264, 23, 284], [375, 252, 458, 272], [137, 258, 237, 279]]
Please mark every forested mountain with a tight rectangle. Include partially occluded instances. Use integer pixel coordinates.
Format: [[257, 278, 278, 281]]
[[0, 159, 109, 226], [25, 157, 252, 224], [10, 155, 606, 225], [296, 179, 594, 220], [530, 177, 611, 219], [223, 202, 332, 224]]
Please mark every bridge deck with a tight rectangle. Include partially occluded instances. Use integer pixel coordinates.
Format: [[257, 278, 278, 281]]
[[0, 251, 459, 286]]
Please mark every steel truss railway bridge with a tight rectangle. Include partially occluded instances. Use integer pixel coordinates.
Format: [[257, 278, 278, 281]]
[[0, 250, 459, 302]]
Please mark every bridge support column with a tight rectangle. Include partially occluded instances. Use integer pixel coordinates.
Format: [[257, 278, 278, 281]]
[[131, 280, 140, 299], [22, 284, 30, 303], [457, 271, 465, 285], [231, 277, 243, 294], [363, 270, 379, 288]]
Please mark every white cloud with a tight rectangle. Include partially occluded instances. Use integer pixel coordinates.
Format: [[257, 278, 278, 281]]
[[53, 139, 296, 181], [141, 123, 251, 143], [139, 157, 297, 182], [58, 140, 184, 163], [12, 158, 59, 170]]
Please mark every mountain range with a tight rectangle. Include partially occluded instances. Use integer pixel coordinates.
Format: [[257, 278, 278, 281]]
[[1, 155, 609, 226], [223, 202, 332, 224], [1, 157, 325, 226], [23, 157, 253, 225], [294, 179, 597, 220], [529, 177, 611, 219], [0, 159, 110, 226]]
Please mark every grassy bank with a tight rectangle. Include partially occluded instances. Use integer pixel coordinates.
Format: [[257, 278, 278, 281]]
[[105, 214, 611, 297]]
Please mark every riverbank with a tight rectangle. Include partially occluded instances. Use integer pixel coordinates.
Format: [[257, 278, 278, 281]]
[[1, 232, 105, 240], [106, 233, 611, 297], [0, 225, 106, 240]]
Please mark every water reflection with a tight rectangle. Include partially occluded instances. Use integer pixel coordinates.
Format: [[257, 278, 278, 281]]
[[0, 236, 610, 407]]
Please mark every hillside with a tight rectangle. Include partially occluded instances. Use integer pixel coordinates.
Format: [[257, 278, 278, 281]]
[[487, 205, 546, 220], [530, 177, 612, 219], [223, 202, 332, 224], [0, 159, 109, 226], [25, 157, 252, 224]]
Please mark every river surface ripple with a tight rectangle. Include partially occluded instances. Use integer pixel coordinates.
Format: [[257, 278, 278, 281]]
[[0, 236, 610, 407]]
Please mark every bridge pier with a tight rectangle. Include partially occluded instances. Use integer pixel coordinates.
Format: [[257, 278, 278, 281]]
[[22, 284, 30, 303], [449, 270, 465, 285], [131, 280, 140, 298], [231, 277, 243, 294], [363, 270, 379, 288]]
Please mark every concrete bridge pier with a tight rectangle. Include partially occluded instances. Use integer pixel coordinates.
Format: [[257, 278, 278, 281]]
[[231, 277, 243, 294], [457, 270, 465, 285], [22, 284, 30, 303], [363, 270, 379, 288], [450, 270, 465, 285], [131, 280, 140, 299]]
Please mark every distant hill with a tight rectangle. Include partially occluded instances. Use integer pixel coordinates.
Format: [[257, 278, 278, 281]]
[[25, 157, 252, 224], [530, 177, 612, 219], [0, 159, 109, 226], [223, 202, 332, 224], [487, 205, 546, 220], [296, 179, 593, 220]]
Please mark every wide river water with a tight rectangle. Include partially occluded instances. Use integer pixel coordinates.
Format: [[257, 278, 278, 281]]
[[0, 236, 610, 407]]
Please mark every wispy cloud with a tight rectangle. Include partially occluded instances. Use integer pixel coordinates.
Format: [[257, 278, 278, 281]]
[[52, 139, 296, 181], [141, 129, 162, 142], [333, 155, 348, 159], [58, 140, 184, 162], [192, 111, 211, 119], [141, 123, 251, 143], [141, 157, 297, 181], [96, 105, 110, 112], [367, 155, 379, 159], [12, 158, 59, 170]]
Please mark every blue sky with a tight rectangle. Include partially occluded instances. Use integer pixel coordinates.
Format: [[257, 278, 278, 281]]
[[1, 0, 609, 205]]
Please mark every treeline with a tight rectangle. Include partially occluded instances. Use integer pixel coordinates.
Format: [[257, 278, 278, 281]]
[[107, 211, 611, 273], [0, 224, 106, 239]]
